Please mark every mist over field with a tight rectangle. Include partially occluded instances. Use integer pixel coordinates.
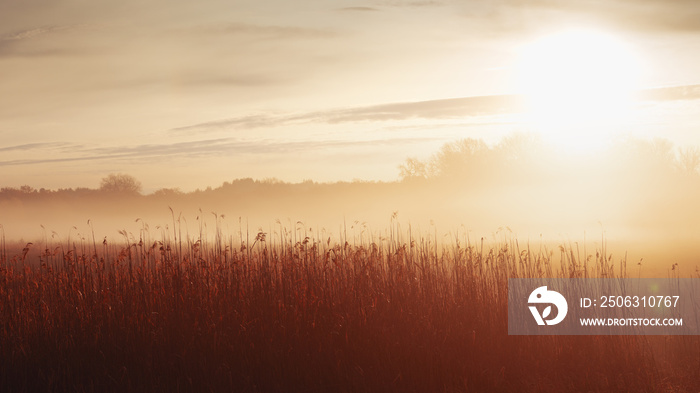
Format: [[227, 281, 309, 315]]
[[3, 135, 700, 276]]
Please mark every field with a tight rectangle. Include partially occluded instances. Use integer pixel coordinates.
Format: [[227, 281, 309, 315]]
[[4, 0, 700, 390], [1, 223, 699, 393]]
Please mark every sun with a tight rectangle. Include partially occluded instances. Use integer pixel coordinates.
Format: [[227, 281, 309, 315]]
[[517, 29, 642, 153]]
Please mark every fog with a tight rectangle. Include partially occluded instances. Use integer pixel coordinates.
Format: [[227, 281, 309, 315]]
[[2, 133, 700, 277]]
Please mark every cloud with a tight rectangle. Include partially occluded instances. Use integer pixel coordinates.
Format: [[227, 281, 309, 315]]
[[0, 142, 72, 153], [379, 0, 443, 7], [499, 0, 700, 33], [192, 22, 336, 40], [172, 84, 700, 135], [0, 26, 71, 42], [163, 74, 283, 88], [0, 137, 432, 167], [0, 26, 64, 56], [0, 46, 84, 57], [171, 115, 293, 133], [0, 24, 100, 57], [319, 95, 525, 123], [338, 7, 380, 12], [637, 84, 700, 102], [172, 94, 527, 134]]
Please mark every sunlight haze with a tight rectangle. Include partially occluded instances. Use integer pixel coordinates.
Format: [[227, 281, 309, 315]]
[[517, 29, 642, 152]]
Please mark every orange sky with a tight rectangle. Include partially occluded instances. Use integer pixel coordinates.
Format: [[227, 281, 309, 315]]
[[1, 0, 700, 192]]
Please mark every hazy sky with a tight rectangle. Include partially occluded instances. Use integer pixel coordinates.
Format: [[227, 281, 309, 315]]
[[1, 0, 700, 192]]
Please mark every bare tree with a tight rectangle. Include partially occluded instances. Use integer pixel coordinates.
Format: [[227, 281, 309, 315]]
[[677, 146, 700, 175], [399, 157, 428, 181], [100, 173, 142, 194]]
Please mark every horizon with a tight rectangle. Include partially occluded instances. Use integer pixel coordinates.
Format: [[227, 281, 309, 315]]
[[3, 134, 700, 280]]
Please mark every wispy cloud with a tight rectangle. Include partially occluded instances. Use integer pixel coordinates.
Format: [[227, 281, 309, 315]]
[[172, 95, 526, 134], [164, 73, 283, 87], [172, 84, 700, 135], [379, 0, 443, 7], [0, 26, 71, 42], [171, 115, 295, 133], [0, 142, 72, 153], [637, 84, 700, 102], [0, 137, 432, 167], [0, 24, 101, 57], [338, 7, 380, 12], [319, 95, 525, 123], [192, 22, 336, 40], [496, 0, 700, 33]]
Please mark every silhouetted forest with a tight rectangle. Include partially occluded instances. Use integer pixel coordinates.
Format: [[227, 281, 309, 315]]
[[3, 134, 699, 198]]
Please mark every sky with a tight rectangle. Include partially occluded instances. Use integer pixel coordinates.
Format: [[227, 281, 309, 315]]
[[1, 0, 700, 192]]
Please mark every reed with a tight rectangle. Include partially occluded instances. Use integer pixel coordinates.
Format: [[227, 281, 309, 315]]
[[0, 222, 697, 392]]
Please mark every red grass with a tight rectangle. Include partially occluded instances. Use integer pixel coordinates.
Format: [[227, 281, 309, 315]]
[[0, 226, 698, 392]]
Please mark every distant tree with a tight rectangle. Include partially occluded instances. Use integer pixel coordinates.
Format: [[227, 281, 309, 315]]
[[99, 174, 142, 194], [495, 133, 542, 165], [399, 157, 428, 181], [649, 138, 675, 169], [261, 177, 284, 185], [620, 137, 676, 176], [429, 138, 491, 179], [152, 187, 183, 197], [677, 146, 700, 175], [19, 185, 36, 194]]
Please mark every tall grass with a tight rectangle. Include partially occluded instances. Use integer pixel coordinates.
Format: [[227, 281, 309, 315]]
[[0, 221, 698, 392]]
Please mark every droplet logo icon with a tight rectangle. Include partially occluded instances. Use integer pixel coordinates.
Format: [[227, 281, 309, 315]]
[[528, 286, 568, 326]]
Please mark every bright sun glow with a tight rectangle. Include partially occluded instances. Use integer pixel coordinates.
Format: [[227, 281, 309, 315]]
[[518, 29, 642, 153]]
